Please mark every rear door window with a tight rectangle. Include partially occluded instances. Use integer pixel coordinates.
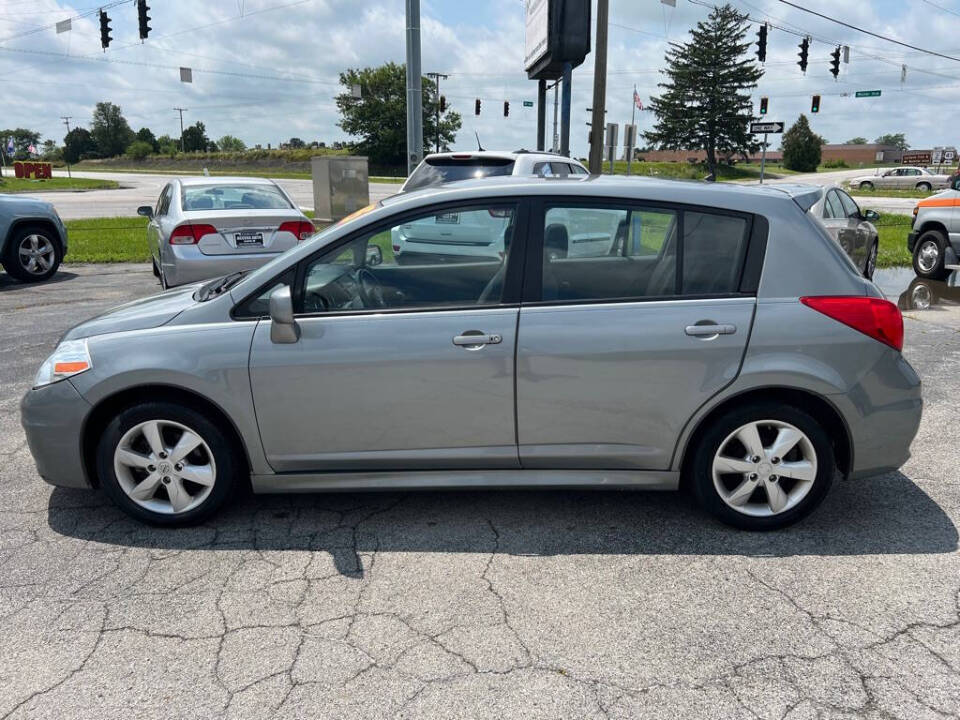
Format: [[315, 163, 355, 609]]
[[837, 191, 860, 218], [405, 157, 515, 190], [824, 191, 843, 219]]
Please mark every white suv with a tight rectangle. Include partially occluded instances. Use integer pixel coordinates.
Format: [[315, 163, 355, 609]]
[[394, 151, 589, 264]]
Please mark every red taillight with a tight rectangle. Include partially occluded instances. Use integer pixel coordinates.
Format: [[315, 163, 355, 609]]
[[801, 296, 904, 351], [278, 220, 316, 242], [170, 223, 217, 245]]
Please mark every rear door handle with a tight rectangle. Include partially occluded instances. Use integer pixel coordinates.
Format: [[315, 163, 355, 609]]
[[453, 332, 503, 347], [685, 324, 736, 337]]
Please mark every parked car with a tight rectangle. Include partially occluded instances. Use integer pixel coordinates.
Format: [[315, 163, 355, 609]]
[[401, 150, 588, 193], [0, 195, 67, 282], [850, 166, 951, 192], [22, 177, 921, 531], [907, 174, 960, 279], [806, 185, 880, 279], [139, 177, 314, 289]]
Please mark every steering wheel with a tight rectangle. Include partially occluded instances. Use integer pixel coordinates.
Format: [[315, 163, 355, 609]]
[[356, 267, 386, 308]]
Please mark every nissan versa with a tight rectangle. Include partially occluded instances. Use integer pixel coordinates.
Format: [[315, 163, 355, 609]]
[[21, 177, 922, 531]]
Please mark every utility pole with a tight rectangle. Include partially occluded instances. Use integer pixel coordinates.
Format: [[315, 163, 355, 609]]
[[560, 63, 572, 157], [404, 0, 424, 174], [173, 107, 187, 153], [426, 72, 448, 153], [587, 0, 609, 173], [536, 79, 547, 151], [61, 116, 72, 178], [552, 80, 559, 152]]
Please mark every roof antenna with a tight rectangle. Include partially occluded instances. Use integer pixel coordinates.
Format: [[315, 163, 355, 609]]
[[475, 131, 484, 152]]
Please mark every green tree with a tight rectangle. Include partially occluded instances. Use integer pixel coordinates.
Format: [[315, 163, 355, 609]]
[[126, 140, 153, 160], [63, 127, 96, 164], [40, 139, 63, 162], [182, 121, 211, 152], [846, 137, 868, 145], [216, 135, 246, 152], [781, 114, 824, 172], [0, 128, 42, 160], [644, 4, 763, 178], [90, 102, 135, 157], [336, 62, 461, 168], [287, 137, 305, 149], [875, 133, 909, 150], [135, 127, 159, 153], [156, 134, 179, 155]]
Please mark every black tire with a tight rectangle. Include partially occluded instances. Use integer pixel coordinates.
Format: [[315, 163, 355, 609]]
[[152, 256, 160, 278], [864, 240, 878, 280], [3, 224, 62, 282], [96, 401, 240, 526], [912, 229, 950, 280], [689, 402, 835, 531], [916, 182, 932, 192], [859, 181, 874, 190]]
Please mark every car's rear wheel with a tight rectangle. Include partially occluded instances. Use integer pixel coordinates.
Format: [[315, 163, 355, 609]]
[[690, 403, 835, 530], [916, 182, 932, 192], [859, 181, 874, 190], [865, 240, 878, 280], [3, 225, 61, 282], [96, 401, 239, 525], [912, 229, 950, 280]]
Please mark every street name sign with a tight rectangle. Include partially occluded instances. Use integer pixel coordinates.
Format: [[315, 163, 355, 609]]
[[750, 121, 784, 134], [522, 100, 534, 107], [855, 90, 881, 98]]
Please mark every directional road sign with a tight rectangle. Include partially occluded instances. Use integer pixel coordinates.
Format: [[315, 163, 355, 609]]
[[855, 90, 881, 98], [750, 121, 784, 134]]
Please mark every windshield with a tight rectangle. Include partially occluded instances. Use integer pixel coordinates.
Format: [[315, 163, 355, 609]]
[[404, 157, 515, 191], [181, 184, 292, 211]]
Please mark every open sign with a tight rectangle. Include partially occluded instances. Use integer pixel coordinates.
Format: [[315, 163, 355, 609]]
[[13, 161, 52, 179]]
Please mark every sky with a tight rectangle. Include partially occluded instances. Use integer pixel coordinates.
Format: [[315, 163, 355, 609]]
[[0, 0, 958, 157]]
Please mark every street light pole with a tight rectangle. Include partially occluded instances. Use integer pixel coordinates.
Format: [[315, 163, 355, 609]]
[[587, 0, 609, 173], [426, 72, 448, 154], [174, 107, 187, 153], [405, 0, 424, 174], [61, 116, 72, 178]]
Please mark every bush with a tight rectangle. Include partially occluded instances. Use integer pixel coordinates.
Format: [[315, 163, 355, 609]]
[[823, 159, 849, 169], [125, 140, 154, 160]]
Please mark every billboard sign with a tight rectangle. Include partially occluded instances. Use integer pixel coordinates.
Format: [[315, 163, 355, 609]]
[[902, 151, 932, 165], [524, 0, 591, 80], [524, 0, 550, 71]]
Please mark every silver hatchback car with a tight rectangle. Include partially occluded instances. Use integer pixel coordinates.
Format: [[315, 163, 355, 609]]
[[139, 176, 314, 288], [22, 177, 921, 531]]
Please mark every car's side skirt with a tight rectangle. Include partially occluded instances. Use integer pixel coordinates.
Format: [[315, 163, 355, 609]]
[[251, 469, 680, 493]]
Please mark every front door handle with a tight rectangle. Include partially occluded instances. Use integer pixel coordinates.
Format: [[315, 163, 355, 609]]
[[453, 331, 502, 347], [685, 323, 736, 337]]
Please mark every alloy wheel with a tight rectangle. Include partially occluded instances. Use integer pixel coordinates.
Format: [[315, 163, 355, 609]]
[[113, 419, 217, 514], [18, 234, 56, 276], [917, 240, 940, 273], [711, 419, 818, 517]]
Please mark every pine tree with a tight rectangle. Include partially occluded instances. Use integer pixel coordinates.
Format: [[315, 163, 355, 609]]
[[781, 114, 824, 172], [644, 4, 763, 178]]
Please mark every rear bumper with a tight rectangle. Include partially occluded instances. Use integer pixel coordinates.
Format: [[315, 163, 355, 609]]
[[163, 245, 283, 287], [20, 380, 92, 489]]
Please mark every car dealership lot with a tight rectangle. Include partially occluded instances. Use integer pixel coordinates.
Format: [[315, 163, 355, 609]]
[[1, 266, 959, 719]]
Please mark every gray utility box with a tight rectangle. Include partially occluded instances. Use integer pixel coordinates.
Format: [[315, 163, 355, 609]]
[[311, 156, 370, 223]]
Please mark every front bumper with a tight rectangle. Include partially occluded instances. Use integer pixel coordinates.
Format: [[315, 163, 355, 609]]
[[163, 245, 282, 287], [20, 380, 92, 489]]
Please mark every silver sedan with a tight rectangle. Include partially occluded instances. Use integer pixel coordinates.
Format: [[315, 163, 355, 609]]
[[850, 166, 951, 192], [138, 177, 315, 288]]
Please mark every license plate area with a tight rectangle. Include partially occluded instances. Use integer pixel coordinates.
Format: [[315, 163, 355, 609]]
[[235, 231, 264, 247]]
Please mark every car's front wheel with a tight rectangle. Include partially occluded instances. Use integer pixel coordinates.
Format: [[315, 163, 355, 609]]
[[96, 401, 240, 525], [690, 403, 835, 530], [3, 225, 61, 282], [912, 229, 950, 280], [859, 181, 874, 190]]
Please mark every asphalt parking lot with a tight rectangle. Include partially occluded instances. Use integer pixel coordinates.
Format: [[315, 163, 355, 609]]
[[2, 265, 959, 719]]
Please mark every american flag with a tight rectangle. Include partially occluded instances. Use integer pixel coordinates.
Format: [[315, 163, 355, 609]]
[[633, 89, 644, 111]]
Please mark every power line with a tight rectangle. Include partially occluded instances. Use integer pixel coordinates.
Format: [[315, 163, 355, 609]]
[[0, 0, 127, 44], [776, 0, 960, 63], [918, 0, 960, 19]]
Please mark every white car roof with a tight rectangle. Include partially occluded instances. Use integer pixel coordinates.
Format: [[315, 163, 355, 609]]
[[178, 176, 278, 187]]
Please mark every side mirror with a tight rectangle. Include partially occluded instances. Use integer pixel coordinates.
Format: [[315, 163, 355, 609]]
[[365, 245, 383, 267], [137, 205, 154, 218], [269, 285, 300, 344], [863, 209, 881, 222]]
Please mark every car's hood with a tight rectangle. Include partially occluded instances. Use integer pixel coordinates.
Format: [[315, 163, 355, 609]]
[[61, 285, 200, 341], [0, 194, 55, 212]]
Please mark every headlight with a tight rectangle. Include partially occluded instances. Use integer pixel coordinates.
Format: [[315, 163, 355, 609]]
[[33, 339, 92, 389]]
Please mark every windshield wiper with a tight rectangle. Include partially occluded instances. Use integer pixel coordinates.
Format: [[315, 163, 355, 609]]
[[196, 270, 248, 302]]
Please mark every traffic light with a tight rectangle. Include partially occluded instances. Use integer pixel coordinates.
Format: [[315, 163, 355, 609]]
[[829, 46, 841, 79], [759, 96, 768, 115], [503, 101, 509, 117], [136, 0, 151, 40], [439, 95, 446, 113], [474, 98, 481, 116], [811, 94, 821, 113], [797, 37, 809, 73], [756, 24, 767, 63], [99, 10, 112, 50]]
